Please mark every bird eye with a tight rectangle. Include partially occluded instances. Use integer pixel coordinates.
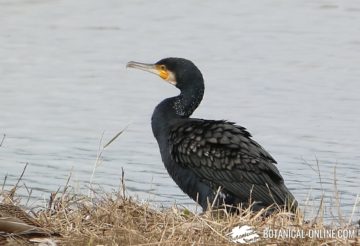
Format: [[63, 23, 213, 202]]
[[160, 65, 166, 71]]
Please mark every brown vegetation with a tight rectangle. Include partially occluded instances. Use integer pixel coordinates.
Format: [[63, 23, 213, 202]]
[[0, 167, 359, 246]]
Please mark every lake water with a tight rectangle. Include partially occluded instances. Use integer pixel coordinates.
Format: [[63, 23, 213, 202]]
[[0, 0, 359, 222]]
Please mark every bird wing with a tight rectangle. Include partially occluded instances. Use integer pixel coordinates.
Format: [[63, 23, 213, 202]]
[[169, 119, 290, 206]]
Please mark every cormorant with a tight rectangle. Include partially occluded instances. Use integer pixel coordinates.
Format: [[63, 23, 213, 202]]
[[127, 58, 297, 212]]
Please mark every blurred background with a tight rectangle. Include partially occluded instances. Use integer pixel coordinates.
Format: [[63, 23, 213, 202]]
[[0, 0, 359, 221]]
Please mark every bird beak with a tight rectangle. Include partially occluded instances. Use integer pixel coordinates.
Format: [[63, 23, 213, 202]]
[[126, 61, 160, 76], [126, 61, 177, 85]]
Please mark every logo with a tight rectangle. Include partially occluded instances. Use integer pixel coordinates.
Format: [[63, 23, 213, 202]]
[[227, 225, 260, 244]]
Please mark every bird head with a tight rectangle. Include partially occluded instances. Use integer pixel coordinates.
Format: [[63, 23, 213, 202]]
[[127, 57, 203, 91]]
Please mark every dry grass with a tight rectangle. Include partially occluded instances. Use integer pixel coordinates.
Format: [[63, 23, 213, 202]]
[[0, 168, 359, 246]]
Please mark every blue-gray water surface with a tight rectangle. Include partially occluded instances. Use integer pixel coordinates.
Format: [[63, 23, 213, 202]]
[[0, 0, 359, 221]]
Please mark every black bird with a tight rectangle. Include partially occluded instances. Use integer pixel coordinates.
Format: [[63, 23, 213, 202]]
[[127, 58, 297, 212]]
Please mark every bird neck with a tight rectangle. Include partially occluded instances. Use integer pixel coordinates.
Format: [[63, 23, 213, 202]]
[[151, 84, 204, 141], [174, 85, 204, 117]]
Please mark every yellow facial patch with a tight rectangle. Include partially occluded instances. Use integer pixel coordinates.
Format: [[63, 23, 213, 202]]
[[155, 64, 176, 85], [156, 65, 169, 80], [159, 70, 169, 80]]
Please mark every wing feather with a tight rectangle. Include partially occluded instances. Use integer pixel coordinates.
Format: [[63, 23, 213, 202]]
[[169, 119, 292, 206]]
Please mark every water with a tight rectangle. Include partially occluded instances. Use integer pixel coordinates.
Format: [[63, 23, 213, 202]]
[[0, 0, 359, 221]]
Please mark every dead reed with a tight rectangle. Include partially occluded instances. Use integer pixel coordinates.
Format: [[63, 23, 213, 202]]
[[0, 165, 359, 246]]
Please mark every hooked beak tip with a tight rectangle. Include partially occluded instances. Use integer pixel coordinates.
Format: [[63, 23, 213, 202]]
[[126, 61, 135, 69]]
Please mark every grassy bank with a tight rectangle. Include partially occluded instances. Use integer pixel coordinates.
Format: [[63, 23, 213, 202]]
[[1, 169, 359, 246]]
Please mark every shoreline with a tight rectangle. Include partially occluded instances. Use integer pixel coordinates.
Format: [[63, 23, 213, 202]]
[[1, 172, 359, 245]]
